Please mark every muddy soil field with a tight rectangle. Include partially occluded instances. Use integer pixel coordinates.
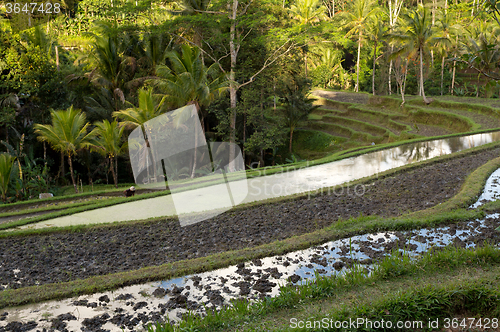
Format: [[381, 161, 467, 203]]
[[0, 148, 499, 291]]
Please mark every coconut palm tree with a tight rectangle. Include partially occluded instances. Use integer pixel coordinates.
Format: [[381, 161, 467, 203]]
[[289, 0, 327, 24], [392, 5, 447, 104], [90, 120, 126, 188], [83, 23, 138, 109], [461, 22, 500, 82], [34, 106, 95, 193], [435, 10, 459, 95], [142, 33, 173, 75], [343, 0, 379, 92], [366, 14, 388, 95], [113, 87, 169, 183], [289, 0, 327, 78], [152, 44, 226, 131], [0, 153, 17, 202], [113, 87, 168, 130], [150, 44, 226, 177]]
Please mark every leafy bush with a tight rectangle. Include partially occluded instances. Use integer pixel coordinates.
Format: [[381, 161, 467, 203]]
[[0, 153, 17, 202]]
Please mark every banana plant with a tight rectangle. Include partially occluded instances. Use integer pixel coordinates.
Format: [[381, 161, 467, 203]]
[[0, 153, 17, 202]]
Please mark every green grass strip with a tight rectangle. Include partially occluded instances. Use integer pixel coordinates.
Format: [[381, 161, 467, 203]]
[[322, 114, 389, 137], [405, 105, 479, 132], [417, 98, 500, 119], [147, 244, 500, 332]]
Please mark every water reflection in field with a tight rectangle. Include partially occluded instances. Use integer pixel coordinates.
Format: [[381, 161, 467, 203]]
[[13, 131, 500, 229]]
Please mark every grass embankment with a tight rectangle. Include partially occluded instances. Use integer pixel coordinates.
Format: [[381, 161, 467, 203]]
[[148, 245, 500, 332], [300, 92, 500, 160], [1, 140, 500, 309]]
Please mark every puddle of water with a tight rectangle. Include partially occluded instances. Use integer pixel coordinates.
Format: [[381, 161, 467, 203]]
[[470, 167, 500, 208], [13, 131, 500, 229], [2, 213, 498, 331]]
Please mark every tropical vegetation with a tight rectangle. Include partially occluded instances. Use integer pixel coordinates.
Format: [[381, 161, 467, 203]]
[[1, 0, 500, 201]]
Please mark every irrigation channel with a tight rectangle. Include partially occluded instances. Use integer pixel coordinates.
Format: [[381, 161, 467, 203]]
[[15, 131, 500, 230], [1, 134, 500, 331]]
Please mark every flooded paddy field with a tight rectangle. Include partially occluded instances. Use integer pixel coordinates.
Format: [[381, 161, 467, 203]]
[[2, 135, 500, 331], [0, 148, 499, 291], [0, 187, 499, 331]]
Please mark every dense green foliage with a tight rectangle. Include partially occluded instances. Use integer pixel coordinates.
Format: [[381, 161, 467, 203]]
[[2, 0, 500, 201]]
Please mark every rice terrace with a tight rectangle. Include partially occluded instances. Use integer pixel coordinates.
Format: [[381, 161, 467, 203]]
[[1, 0, 500, 330]]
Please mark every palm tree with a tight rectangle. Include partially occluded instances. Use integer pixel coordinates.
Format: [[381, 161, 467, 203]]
[[84, 87, 121, 123], [289, 0, 327, 78], [151, 45, 226, 177], [34, 106, 95, 193], [343, 0, 379, 92], [461, 22, 500, 82], [90, 120, 125, 188], [0, 153, 17, 202], [289, 0, 327, 24], [21, 25, 57, 61], [142, 33, 173, 75], [154, 45, 226, 116], [310, 45, 343, 88], [113, 87, 168, 183], [86, 23, 137, 107], [435, 10, 459, 95], [113, 87, 168, 129], [366, 14, 388, 95], [392, 5, 447, 104]]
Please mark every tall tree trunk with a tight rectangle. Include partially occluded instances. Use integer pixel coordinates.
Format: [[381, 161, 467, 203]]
[[68, 154, 78, 193], [228, 0, 239, 172], [388, 0, 393, 95], [356, 30, 362, 92], [43, 142, 47, 168], [440, 55, 445, 95], [289, 128, 294, 153], [372, 40, 377, 96], [273, 78, 276, 110], [59, 151, 65, 181], [388, 59, 393, 95], [432, 0, 436, 25], [420, 48, 430, 104], [451, 59, 456, 95], [242, 111, 246, 164], [191, 105, 200, 178], [110, 156, 118, 188], [401, 59, 408, 106], [56, 46, 59, 71], [304, 52, 308, 78], [115, 155, 118, 187]]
